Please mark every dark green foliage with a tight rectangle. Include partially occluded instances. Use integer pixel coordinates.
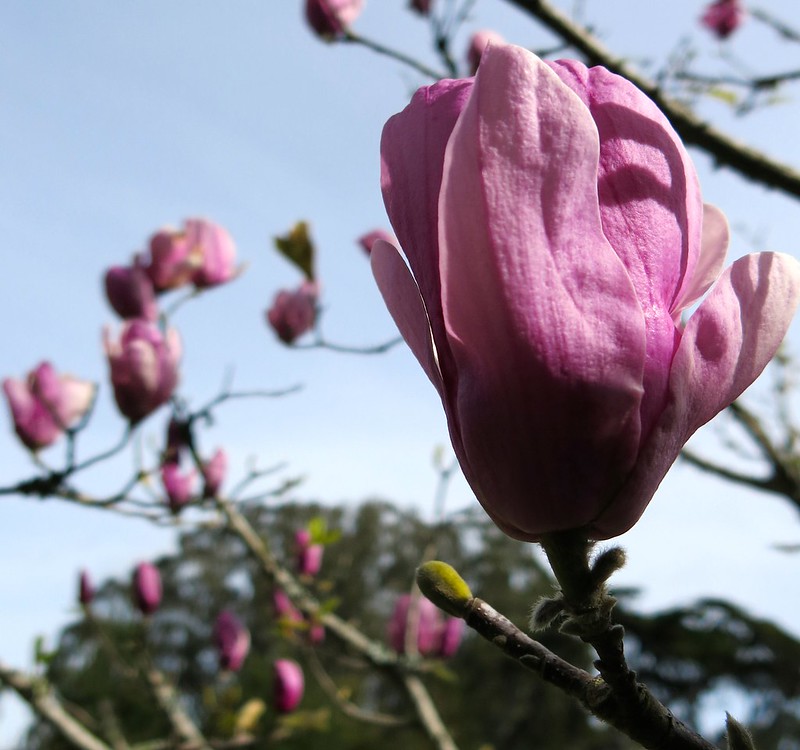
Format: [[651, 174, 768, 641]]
[[24, 499, 800, 749]]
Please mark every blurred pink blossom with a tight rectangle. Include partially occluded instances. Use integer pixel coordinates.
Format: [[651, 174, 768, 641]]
[[467, 29, 505, 75], [305, 0, 364, 39], [358, 229, 396, 256], [266, 281, 319, 344], [78, 570, 95, 607], [214, 611, 251, 672], [3, 362, 94, 450], [132, 562, 162, 616], [701, 0, 745, 39], [161, 462, 197, 514], [273, 659, 304, 713], [104, 264, 159, 321], [201, 448, 227, 497], [104, 320, 181, 424]]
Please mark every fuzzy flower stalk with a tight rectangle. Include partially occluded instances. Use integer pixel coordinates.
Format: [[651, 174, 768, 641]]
[[372, 44, 800, 542]]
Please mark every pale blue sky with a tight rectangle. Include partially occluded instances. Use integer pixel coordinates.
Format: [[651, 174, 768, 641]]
[[2, 1, 800, 744]]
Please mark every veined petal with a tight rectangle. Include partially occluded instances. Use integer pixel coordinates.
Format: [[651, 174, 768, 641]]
[[673, 203, 729, 315], [371, 240, 442, 394], [594, 251, 800, 539], [381, 77, 473, 385], [438, 45, 646, 539]]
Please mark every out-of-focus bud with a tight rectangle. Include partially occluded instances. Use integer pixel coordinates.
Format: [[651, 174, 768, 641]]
[[266, 281, 319, 344], [104, 320, 181, 424], [294, 529, 323, 577], [700, 0, 744, 39], [273, 589, 303, 624], [201, 448, 227, 498], [387, 594, 442, 656], [409, 0, 432, 15], [466, 29, 505, 74], [305, 0, 364, 40], [308, 620, 325, 644], [78, 570, 95, 607], [214, 610, 251, 672], [437, 617, 464, 658], [357, 229, 396, 256], [185, 219, 239, 289], [104, 264, 159, 321], [161, 462, 196, 514], [273, 659, 304, 713], [3, 362, 95, 450], [132, 562, 162, 616]]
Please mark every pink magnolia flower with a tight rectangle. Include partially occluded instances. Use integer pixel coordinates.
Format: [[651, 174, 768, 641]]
[[104, 320, 181, 424], [358, 229, 396, 256], [214, 611, 251, 672], [273, 659, 304, 713], [305, 0, 364, 39], [701, 0, 745, 39], [132, 562, 162, 616], [387, 594, 442, 656], [266, 281, 319, 344], [161, 462, 197, 514], [3, 362, 95, 450], [145, 219, 238, 291], [78, 569, 95, 607], [201, 448, 227, 497], [104, 264, 159, 321], [373, 44, 800, 542], [467, 30, 505, 75]]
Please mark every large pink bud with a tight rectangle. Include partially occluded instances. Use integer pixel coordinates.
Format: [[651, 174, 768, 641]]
[[213, 611, 251, 672], [305, 0, 364, 39], [387, 594, 442, 656], [266, 281, 319, 344], [3, 362, 95, 450], [373, 44, 800, 542], [273, 659, 304, 713], [104, 264, 158, 321], [701, 0, 744, 39], [132, 562, 162, 616], [104, 320, 181, 424]]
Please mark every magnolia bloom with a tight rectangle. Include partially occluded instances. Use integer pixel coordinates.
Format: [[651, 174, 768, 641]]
[[467, 30, 505, 75], [214, 611, 251, 672], [146, 219, 238, 291], [104, 264, 159, 321], [3, 362, 95, 450], [104, 320, 181, 424], [266, 281, 319, 344], [438, 617, 464, 658], [358, 229, 396, 256], [305, 0, 364, 39], [701, 0, 744, 39], [373, 44, 800, 542], [161, 462, 197, 514], [78, 570, 95, 607], [387, 594, 442, 656], [201, 448, 227, 497], [273, 659, 304, 713], [132, 562, 162, 616]]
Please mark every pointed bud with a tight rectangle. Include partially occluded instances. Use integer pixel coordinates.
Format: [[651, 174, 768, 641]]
[[78, 570, 95, 607], [416, 561, 473, 618], [214, 611, 251, 672], [132, 562, 162, 616], [201, 448, 227, 497], [273, 659, 304, 713]]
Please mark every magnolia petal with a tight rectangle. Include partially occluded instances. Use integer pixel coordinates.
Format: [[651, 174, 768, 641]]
[[593, 251, 800, 539], [672, 203, 730, 315], [371, 240, 443, 394], [381, 77, 473, 386], [438, 45, 646, 538]]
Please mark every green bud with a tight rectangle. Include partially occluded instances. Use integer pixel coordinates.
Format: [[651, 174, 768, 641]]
[[416, 561, 473, 618]]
